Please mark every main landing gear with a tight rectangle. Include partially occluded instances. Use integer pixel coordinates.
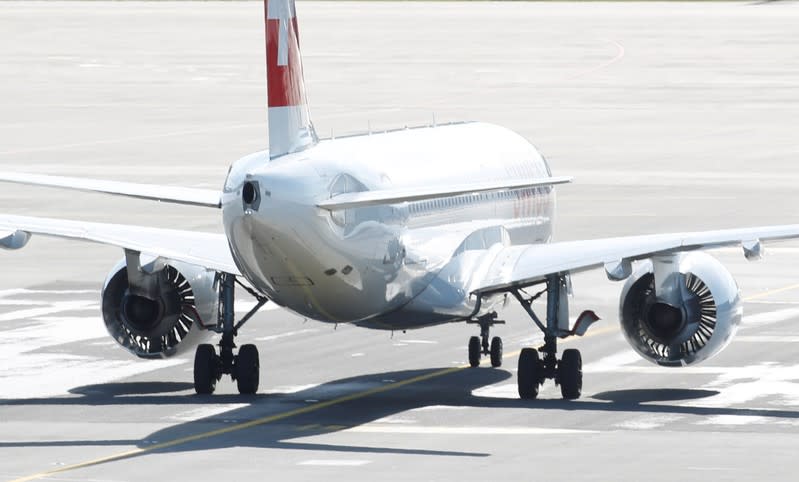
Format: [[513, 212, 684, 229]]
[[511, 274, 599, 400], [194, 273, 269, 395], [467, 312, 505, 368]]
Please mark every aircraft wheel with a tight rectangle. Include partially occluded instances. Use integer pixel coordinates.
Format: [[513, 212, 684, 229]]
[[194, 344, 218, 395], [558, 348, 582, 400], [468, 336, 481, 367], [236, 344, 260, 395], [518, 348, 541, 399], [489, 336, 503, 367]]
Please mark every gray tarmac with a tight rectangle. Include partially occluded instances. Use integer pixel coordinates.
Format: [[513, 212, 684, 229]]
[[2, 1, 799, 481]]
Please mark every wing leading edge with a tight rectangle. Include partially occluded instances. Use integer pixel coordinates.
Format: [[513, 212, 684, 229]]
[[0, 214, 239, 275], [472, 225, 799, 295], [0, 172, 221, 208]]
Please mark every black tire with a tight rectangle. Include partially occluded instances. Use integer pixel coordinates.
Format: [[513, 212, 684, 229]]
[[558, 348, 582, 400], [468, 336, 481, 367], [490, 336, 503, 368], [236, 344, 260, 395], [194, 344, 218, 395], [518, 347, 541, 399]]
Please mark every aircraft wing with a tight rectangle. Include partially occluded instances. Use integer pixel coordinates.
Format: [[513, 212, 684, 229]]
[[0, 214, 240, 275], [472, 225, 799, 295], [0, 172, 221, 208], [316, 176, 572, 210]]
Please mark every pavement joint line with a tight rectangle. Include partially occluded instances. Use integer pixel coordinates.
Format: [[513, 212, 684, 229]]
[[8, 281, 797, 482]]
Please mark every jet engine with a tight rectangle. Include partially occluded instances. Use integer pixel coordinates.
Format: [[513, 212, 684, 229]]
[[619, 252, 742, 367], [101, 258, 218, 358]]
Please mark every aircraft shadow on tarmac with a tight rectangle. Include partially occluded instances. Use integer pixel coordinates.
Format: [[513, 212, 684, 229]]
[[2, 368, 799, 460]]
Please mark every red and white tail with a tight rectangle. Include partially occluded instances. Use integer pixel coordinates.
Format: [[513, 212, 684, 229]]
[[264, 0, 317, 159]]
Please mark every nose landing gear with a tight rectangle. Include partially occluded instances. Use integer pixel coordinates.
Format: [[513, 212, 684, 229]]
[[467, 312, 505, 368], [193, 273, 268, 395]]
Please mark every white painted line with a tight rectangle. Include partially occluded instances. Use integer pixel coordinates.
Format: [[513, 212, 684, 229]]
[[346, 425, 597, 435], [736, 335, 799, 343], [395, 339, 438, 345], [410, 405, 470, 412], [0, 300, 48, 306], [169, 404, 249, 422], [585, 351, 641, 372], [585, 365, 765, 375], [696, 415, 771, 426], [0, 353, 185, 399], [742, 308, 799, 327], [691, 363, 799, 408], [0, 315, 109, 357], [235, 299, 281, 313], [746, 300, 799, 306], [0, 310, 187, 398], [616, 415, 682, 430], [298, 460, 371, 467], [371, 415, 416, 425], [0, 289, 97, 298], [471, 384, 518, 399], [266, 384, 317, 394], [255, 328, 318, 342], [0, 301, 98, 322]]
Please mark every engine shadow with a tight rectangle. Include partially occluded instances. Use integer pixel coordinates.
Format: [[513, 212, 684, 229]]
[[70, 382, 195, 397], [592, 388, 720, 403]]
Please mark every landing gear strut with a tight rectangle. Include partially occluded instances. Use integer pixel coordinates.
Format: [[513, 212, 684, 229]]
[[193, 273, 268, 395], [467, 312, 505, 368], [512, 274, 593, 400]]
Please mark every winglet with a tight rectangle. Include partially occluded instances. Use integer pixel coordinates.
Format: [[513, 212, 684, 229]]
[[265, 0, 317, 159]]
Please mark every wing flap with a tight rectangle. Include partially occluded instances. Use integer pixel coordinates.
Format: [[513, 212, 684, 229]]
[[0, 214, 239, 275], [473, 225, 799, 295], [0, 172, 221, 208], [316, 176, 572, 210]]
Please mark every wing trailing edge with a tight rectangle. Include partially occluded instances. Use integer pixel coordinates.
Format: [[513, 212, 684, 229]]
[[316, 176, 573, 211]]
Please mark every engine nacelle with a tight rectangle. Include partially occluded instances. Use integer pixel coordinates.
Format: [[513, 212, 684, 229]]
[[619, 252, 742, 367], [102, 257, 218, 358]]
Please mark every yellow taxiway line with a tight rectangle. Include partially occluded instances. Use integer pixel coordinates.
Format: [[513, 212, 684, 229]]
[[9, 282, 799, 482]]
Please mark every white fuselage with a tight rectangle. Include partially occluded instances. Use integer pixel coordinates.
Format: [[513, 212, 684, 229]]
[[221, 122, 555, 329]]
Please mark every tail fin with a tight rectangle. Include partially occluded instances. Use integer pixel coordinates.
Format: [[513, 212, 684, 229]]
[[264, 0, 317, 159]]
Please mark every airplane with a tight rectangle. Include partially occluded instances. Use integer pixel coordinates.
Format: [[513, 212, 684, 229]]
[[2, 0, 799, 399]]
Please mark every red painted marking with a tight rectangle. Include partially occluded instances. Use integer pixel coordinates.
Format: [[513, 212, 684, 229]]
[[265, 1, 304, 108]]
